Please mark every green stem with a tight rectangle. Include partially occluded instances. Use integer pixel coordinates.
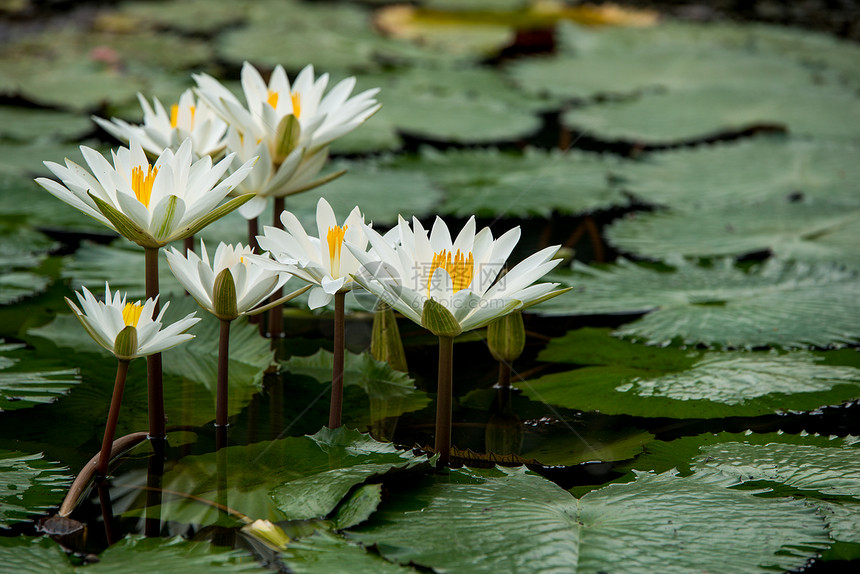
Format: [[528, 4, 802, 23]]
[[435, 335, 454, 466], [267, 196, 286, 338], [216, 319, 231, 430], [328, 291, 346, 429], [497, 361, 512, 389], [97, 359, 130, 477], [144, 247, 165, 439]]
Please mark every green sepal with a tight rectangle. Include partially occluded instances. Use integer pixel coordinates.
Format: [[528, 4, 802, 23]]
[[153, 194, 181, 242], [274, 114, 301, 165], [520, 287, 573, 310], [213, 268, 238, 321], [486, 309, 525, 363], [371, 302, 408, 372], [88, 192, 159, 248], [173, 194, 255, 240], [421, 298, 462, 338], [113, 325, 138, 360]]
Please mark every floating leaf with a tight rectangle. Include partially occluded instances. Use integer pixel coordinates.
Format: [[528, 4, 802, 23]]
[[520, 427, 654, 466], [282, 531, 420, 573], [0, 536, 73, 574], [613, 137, 860, 211], [539, 257, 860, 349], [0, 450, 71, 528], [0, 340, 79, 412], [348, 466, 829, 573], [519, 328, 860, 418], [606, 199, 860, 266], [61, 241, 184, 299], [0, 174, 107, 234], [333, 483, 383, 530], [0, 107, 93, 142], [121, 428, 429, 528], [563, 83, 860, 143], [88, 536, 267, 574], [117, 0, 252, 35], [387, 147, 628, 218], [282, 350, 430, 426]]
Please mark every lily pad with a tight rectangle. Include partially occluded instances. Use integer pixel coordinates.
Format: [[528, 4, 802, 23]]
[[347, 466, 829, 573], [117, 0, 252, 35], [518, 328, 860, 418], [282, 350, 430, 426], [61, 241, 184, 299], [563, 83, 860, 143], [0, 107, 93, 142], [605, 199, 860, 266], [387, 147, 628, 218], [539, 257, 860, 349], [0, 536, 73, 574], [282, 531, 420, 573], [612, 137, 860, 211], [122, 427, 429, 528], [26, 296, 272, 436], [0, 174, 108, 234], [0, 340, 79, 412], [333, 483, 383, 530], [0, 450, 71, 528]]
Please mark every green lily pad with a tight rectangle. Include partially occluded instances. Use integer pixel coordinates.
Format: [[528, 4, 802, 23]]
[[0, 450, 71, 528], [563, 83, 860, 143], [348, 466, 829, 573], [282, 531, 420, 573], [0, 340, 79, 412], [282, 350, 430, 426], [539, 257, 860, 349], [0, 140, 105, 178], [387, 147, 628, 218], [61, 241, 184, 299], [0, 224, 55, 271], [117, 0, 252, 35], [605, 199, 860, 267], [123, 427, 429, 527], [507, 21, 816, 101], [520, 427, 655, 466], [0, 174, 108, 234], [333, 483, 383, 530], [518, 328, 860, 418], [612, 137, 860, 211], [26, 296, 272, 437], [0, 536, 73, 574], [0, 107, 93, 142]]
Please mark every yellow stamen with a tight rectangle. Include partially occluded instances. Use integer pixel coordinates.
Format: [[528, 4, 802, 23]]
[[122, 302, 144, 327], [428, 249, 474, 296], [326, 225, 348, 277], [290, 91, 301, 118], [131, 164, 159, 208], [170, 104, 196, 129], [267, 90, 279, 109]]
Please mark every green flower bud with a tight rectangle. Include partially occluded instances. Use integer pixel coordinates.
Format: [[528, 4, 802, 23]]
[[274, 114, 301, 165], [241, 519, 290, 551], [486, 310, 525, 363], [421, 298, 462, 338], [213, 268, 238, 321], [113, 325, 138, 361], [371, 302, 408, 373]]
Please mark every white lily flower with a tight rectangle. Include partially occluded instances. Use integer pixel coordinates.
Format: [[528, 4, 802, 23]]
[[36, 138, 257, 248], [166, 240, 289, 320], [66, 283, 199, 361], [193, 62, 380, 220], [194, 61, 380, 153], [93, 90, 228, 159], [254, 198, 368, 310], [347, 216, 567, 335]]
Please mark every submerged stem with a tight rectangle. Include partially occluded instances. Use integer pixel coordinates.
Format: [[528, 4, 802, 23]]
[[329, 291, 346, 429], [144, 247, 165, 439], [435, 335, 454, 466], [97, 359, 130, 478], [216, 319, 231, 431], [497, 361, 512, 389]]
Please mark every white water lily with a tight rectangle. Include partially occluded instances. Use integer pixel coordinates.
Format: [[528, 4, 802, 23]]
[[254, 198, 368, 309], [93, 90, 228, 159], [348, 216, 568, 335], [66, 284, 199, 360], [193, 62, 380, 220], [36, 138, 256, 248], [166, 240, 289, 320]]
